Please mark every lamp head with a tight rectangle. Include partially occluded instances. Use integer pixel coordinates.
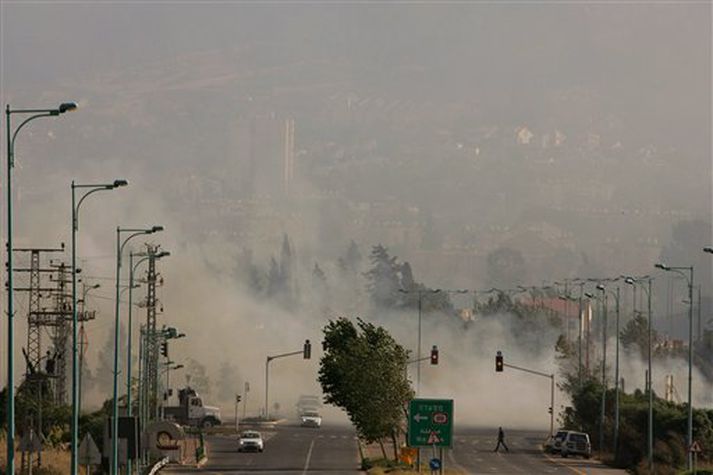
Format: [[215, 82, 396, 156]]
[[596, 284, 605, 291], [58, 102, 78, 113], [157, 251, 171, 258], [112, 179, 128, 188], [584, 292, 594, 299], [150, 225, 164, 233], [624, 277, 635, 285], [655, 263, 669, 271], [704, 247, 713, 254]]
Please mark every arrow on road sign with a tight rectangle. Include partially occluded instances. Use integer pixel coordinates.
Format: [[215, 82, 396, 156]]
[[413, 413, 428, 423], [427, 431, 441, 444]]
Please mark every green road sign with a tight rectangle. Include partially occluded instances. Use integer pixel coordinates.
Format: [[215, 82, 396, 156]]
[[408, 398, 454, 448]]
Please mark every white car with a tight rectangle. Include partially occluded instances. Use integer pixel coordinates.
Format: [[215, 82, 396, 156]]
[[300, 411, 322, 428], [238, 430, 264, 453]]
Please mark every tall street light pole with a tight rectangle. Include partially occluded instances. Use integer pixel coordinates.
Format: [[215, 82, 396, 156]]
[[597, 284, 621, 458], [111, 226, 163, 475], [625, 275, 654, 474], [586, 288, 607, 454], [5, 101, 77, 473], [655, 262, 694, 470], [71, 179, 127, 475], [398, 288, 444, 395]]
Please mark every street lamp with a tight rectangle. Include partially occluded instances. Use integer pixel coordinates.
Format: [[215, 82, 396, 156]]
[[655, 262, 694, 469], [70, 179, 127, 475], [597, 284, 622, 458], [111, 226, 163, 475], [625, 275, 654, 474], [5, 101, 77, 473], [398, 288, 444, 395]]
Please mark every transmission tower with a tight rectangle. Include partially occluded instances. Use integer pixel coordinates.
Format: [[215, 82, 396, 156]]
[[144, 244, 160, 421]]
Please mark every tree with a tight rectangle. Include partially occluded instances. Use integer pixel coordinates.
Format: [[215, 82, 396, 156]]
[[318, 317, 413, 456], [364, 245, 401, 308], [620, 313, 658, 359], [345, 240, 362, 273]]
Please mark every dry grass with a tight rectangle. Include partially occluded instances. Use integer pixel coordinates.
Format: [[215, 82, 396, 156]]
[[0, 436, 70, 475]]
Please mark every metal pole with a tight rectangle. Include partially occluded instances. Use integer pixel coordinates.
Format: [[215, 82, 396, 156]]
[[687, 267, 694, 470], [599, 292, 607, 454], [126, 252, 134, 475], [550, 374, 555, 438], [578, 283, 583, 382], [265, 357, 270, 420], [70, 181, 79, 475], [137, 325, 143, 471], [111, 228, 121, 475], [647, 278, 653, 474], [417, 292, 422, 396], [6, 104, 16, 475], [614, 287, 620, 458]]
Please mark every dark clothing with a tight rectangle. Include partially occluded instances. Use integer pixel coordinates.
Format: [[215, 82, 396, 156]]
[[494, 428, 509, 452]]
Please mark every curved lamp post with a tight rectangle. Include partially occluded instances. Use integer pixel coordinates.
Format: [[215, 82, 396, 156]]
[[5, 101, 77, 473], [597, 283, 621, 458], [111, 226, 163, 475], [624, 275, 654, 474], [71, 179, 127, 475], [655, 262, 694, 470]]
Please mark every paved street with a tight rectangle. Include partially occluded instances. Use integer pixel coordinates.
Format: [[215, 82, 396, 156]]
[[164, 424, 628, 474], [164, 423, 361, 474], [449, 427, 628, 474]]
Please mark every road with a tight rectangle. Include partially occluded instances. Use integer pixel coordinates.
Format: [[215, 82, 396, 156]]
[[164, 424, 627, 474], [164, 423, 360, 474], [448, 427, 627, 475]]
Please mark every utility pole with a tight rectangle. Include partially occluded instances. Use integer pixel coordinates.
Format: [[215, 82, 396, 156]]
[[13, 245, 64, 469]]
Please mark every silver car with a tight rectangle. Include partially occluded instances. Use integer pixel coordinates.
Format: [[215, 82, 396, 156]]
[[238, 430, 264, 453]]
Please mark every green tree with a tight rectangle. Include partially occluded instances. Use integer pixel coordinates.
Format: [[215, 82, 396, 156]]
[[364, 245, 401, 308], [318, 317, 413, 457]]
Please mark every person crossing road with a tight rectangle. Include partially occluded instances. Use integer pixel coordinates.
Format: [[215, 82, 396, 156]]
[[494, 427, 509, 453]]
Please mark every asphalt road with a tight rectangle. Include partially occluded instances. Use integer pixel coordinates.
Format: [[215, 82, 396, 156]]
[[164, 424, 628, 474], [449, 427, 628, 475], [164, 423, 360, 474]]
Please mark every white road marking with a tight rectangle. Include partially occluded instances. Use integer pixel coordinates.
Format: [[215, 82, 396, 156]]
[[302, 439, 315, 475]]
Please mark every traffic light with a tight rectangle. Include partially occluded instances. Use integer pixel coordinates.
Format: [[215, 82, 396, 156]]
[[303, 339, 312, 359], [430, 345, 439, 365], [496, 351, 503, 372], [236, 394, 242, 404], [161, 341, 168, 358]]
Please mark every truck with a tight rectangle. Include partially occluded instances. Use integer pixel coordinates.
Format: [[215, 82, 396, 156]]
[[163, 387, 222, 429]]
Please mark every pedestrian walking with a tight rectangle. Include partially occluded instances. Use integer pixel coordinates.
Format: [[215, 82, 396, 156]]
[[494, 426, 509, 452]]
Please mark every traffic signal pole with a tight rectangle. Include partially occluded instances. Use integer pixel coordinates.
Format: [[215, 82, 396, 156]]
[[500, 361, 555, 437], [264, 340, 311, 419]]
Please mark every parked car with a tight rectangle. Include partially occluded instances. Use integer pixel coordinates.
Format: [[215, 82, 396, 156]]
[[560, 431, 591, 459], [300, 410, 322, 428], [545, 430, 570, 453], [238, 430, 264, 453]]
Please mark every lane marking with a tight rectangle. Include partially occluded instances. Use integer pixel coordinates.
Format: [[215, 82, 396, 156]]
[[302, 439, 315, 475]]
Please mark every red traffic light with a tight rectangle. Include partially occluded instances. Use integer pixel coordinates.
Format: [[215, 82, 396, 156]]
[[430, 345, 439, 365], [496, 351, 503, 372]]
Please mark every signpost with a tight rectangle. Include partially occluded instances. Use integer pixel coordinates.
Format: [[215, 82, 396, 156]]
[[78, 433, 101, 473], [690, 440, 702, 474], [408, 398, 453, 475], [408, 399, 454, 447]]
